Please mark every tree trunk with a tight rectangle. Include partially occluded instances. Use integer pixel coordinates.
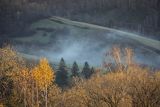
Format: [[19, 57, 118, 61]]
[[24, 88, 27, 107], [36, 84, 39, 107], [45, 86, 48, 107], [31, 82, 34, 107]]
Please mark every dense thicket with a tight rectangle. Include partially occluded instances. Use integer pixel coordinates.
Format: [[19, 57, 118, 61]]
[[1, 46, 160, 107]]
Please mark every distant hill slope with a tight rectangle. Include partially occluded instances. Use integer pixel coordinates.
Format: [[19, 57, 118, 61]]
[[50, 16, 160, 50], [14, 16, 160, 50], [12, 16, 160, 67]]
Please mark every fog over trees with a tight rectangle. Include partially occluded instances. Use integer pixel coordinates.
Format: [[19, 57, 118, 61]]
[[0, 0, 160, 106]]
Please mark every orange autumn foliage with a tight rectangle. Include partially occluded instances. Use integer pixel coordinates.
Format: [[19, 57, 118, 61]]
[[32, 58, 54, 90]]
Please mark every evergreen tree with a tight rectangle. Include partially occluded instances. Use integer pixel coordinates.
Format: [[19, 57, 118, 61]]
[[71, 61, 79, 77], [55, 58, 68, 88], [81, 62, 91, 79]]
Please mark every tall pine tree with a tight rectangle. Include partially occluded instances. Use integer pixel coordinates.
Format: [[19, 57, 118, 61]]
[[55, 58, 68, 88], [71, 61, 79, 78], [81, 62, 91, 79]]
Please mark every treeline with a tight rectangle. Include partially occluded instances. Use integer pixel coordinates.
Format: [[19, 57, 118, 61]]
[[0, 46, 95, 107], [0, 0, 160, 37], [1, 46, 160, 107], [55, 58, 95, 88]]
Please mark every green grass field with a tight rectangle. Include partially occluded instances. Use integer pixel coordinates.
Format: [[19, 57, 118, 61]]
[[13, 16, 160, 51], [12, 16, 160, 67]]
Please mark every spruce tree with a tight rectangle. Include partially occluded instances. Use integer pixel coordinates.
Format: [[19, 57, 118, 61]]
[[71, 61, 79, 77], [81, 62, 91, 79], [55, 58, 68, 88]]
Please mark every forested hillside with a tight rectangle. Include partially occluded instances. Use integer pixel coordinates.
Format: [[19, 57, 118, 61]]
[[0, 1, 160, 106], [0, 0, 160, 38]]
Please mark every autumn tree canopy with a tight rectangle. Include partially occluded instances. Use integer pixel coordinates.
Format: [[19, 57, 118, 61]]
[[1, 46, 160, 107]]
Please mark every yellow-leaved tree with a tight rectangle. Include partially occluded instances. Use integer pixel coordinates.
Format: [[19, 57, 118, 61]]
[[13, 68, 31, 107], [0, 45, 24, 76], [32, 58, 54, 107], [0, 45, 25, 106]]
